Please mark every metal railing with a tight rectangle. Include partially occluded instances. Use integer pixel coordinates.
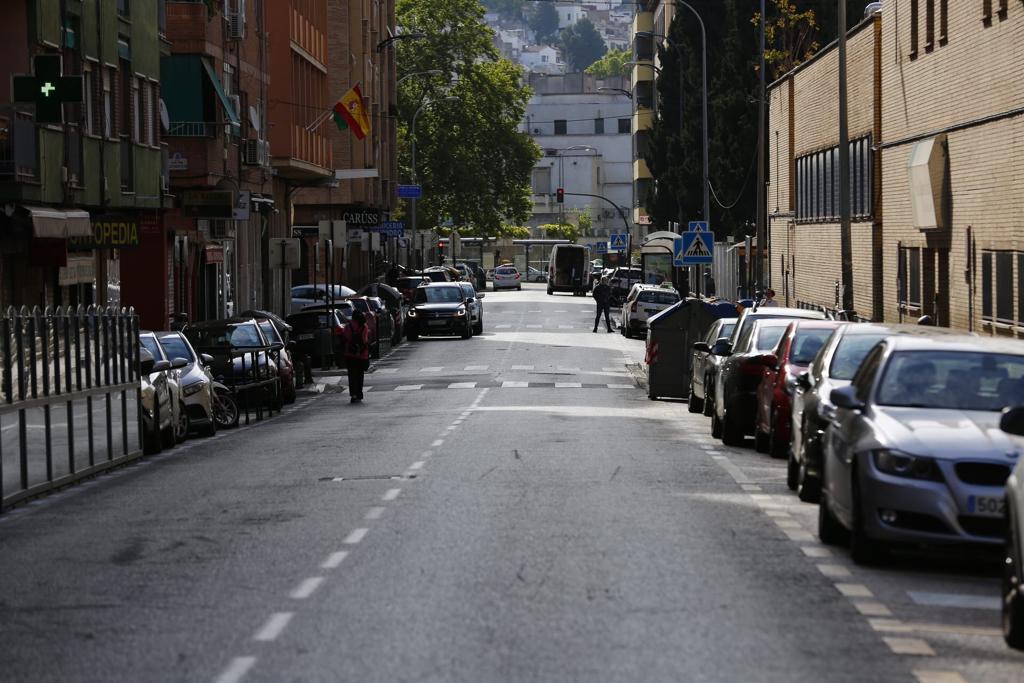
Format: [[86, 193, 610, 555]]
[[166, 121, 218, 137], [0, 306, 142, 512]]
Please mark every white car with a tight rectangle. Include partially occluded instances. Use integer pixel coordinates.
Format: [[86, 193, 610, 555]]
[[619, 285, 680, 339], [458, 281, 485, 335], [290, 284, 355, 313], [492, 265, 522, 291]]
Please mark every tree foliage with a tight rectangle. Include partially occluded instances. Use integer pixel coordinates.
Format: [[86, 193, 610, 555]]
[[540, 222, 581, 242], [527, 1, 560, 44], [753, 0, 820, 80], [396, 0, 541, 236], [560, 18, 607, 72], [585, 48, 630, 79]]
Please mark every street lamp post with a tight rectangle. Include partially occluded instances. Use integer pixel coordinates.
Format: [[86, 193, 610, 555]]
[[410, 96, 459, 269], [397, 69, 444, 87]]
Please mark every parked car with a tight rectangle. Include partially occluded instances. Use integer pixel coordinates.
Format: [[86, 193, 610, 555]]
[[493, 264, 522, 291], [396, 275, 430, 303], [155, 331, 217, 437], [139, 331, 189, 444], [819, 335, 1024, 564], [526, 266, 548, 283], [619, 284, 681, 339], [286, 308, 347, 366], [139, 347, 174, 454], [254, 318, 296, 403], [458, 281, 485, 335], [290, 284, 355, 313], [608, 267, 643, 302], [688, 317, 738, 414], [346, 296, 388, 358], [358, 282, 407, 343], [451, 263, 474, 282], [754, 320, 846, 458], [790, 324, 966, 502], [183, 318, 282, 410], [421, 267, 453, 283], [406, 283, 474, 340], [998, 406, 1024, 650]]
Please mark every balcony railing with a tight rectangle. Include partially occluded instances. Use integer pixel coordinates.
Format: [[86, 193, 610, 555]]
[[0, 110, 39, 182], [165, 121, 217, 137]]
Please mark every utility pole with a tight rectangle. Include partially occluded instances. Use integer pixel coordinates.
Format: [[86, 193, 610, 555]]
[[838, 0, 854, 314], [755, 0, 767, 297]]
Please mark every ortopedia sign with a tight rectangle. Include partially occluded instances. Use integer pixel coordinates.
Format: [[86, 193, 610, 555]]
[[69, 217, 141, 250]]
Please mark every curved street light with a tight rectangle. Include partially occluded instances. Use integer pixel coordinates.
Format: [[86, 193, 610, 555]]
[[397, 69, 444, 87], [375, 32, 427, 53], [597, 86, 632, 100]]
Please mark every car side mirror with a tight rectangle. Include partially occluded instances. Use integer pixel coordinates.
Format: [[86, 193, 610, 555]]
[[171, 357, 189, 369], [830, 386, 864, 411], [692, 341, 710, 353], [152, 360, 171, 373], [201, 353, 214, 365], [476, 292, 485, 299], [796, 371, 812, 390], [1000, 406, 1024, 437], [711, 340, 732, 356], [140, 358, 155, 375], [270, 342, 284, 352]]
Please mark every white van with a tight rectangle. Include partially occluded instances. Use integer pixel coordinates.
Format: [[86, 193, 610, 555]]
[[546, 245, 590, 295]]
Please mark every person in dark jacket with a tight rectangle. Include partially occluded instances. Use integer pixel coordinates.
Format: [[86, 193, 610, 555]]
[[592, 276, 613, 333], [341, 310, 370, 403]]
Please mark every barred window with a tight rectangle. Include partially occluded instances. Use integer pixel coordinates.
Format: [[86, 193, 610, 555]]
[[795, 136, 873, 222]]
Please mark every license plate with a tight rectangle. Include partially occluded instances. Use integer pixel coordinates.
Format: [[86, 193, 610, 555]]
[[297, 333, 313, 340], [966, 494, 1005, 517], [428, 320, 447, 326]]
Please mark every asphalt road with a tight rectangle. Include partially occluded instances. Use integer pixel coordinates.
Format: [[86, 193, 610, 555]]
[[0, 283, 1021, 682]]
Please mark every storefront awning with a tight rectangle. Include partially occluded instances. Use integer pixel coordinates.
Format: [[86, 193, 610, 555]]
[[200, 58, 240, 126], [24, 206, 92, 239]]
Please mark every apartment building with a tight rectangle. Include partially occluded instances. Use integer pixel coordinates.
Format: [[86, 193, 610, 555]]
[[0, 0, 168, 320], [163, 0, 279, 323], [766, 12, 882, 319]]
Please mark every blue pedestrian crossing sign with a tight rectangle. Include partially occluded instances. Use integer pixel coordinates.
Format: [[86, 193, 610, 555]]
[[609, 233, 628, 251], [688, 221, 709, 232], [675, 231, 714, 266]]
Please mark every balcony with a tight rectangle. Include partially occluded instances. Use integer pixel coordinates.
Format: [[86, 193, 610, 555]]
[[0, 111, 39, 182], [166, 121, 218, 137]]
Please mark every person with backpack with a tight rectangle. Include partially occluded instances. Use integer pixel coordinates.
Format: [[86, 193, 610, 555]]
[[592, 276, 613, 333], [341, 310, 370, 403]]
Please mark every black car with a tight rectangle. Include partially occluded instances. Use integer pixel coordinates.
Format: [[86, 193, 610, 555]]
[[406, 283, 473, 340], [183, 318, 282, 408], [286, 308, 348, 365], [358, 282, 406, 343]]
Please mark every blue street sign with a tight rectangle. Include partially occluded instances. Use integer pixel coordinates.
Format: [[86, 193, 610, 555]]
[[609, 233, 628, 251], [676, 231, 714, 266], [688, 221, 709, 232], [368, 221, 405, 237], [594, 241, 608, 254], [398, 184, 422, 199]]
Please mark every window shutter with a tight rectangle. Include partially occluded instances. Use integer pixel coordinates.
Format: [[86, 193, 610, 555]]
[[910, 0, 920, 55]]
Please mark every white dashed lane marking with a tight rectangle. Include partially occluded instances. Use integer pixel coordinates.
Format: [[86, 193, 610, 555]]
[[321, 551, 349, 569], [214, 656, 257, 683], [431, 439, 444, 447], [253, 612, 293, 642], [408, 461, 425, 471], [289, 577, 325, 600], [344, 528, 368, 545], [555, 382, 582, 388], [836, 583, 874, 598], [883, 637, 935, 656], [382, 488, 401, 501], [913, 672, 968, 683], [855, 602, 894, 617], [364, 507, 385, 520], [511, 365, 534, 370], [502, 381, 528, 388]]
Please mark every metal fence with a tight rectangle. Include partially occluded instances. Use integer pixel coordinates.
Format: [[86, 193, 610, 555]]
[[0, 306, 141, 511]]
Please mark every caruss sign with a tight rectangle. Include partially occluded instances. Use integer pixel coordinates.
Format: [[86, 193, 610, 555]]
[[69, 217, 140, 250], [338, 206, 382, 226]]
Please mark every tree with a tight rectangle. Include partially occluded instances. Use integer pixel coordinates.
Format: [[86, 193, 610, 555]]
[[560, 18, 606, 72], [585, 48, 630, 79], [541, 222, 581, 242], [753, 0, 820, 80], [576, 208, 593, 235], [396, 0, 541, 236], [527, 2, 560, 44]]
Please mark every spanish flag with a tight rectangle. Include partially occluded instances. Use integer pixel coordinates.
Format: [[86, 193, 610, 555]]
[[332, 83, 372, 140]]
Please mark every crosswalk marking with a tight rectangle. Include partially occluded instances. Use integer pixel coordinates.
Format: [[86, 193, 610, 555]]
[[555, 382, 582, 388], [511, 365, 534, 370], [448, 382, 477, 389], [420, 367, 443, 373], [394, 385, 422, 391], [502, 381, 529, 388], [464, 365, 488, 371]]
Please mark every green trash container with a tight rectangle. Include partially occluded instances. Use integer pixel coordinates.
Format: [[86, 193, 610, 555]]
[[646, 298, 735, 400]]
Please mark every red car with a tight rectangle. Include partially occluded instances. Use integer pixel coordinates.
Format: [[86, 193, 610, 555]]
[[754, 320, 845, 458]]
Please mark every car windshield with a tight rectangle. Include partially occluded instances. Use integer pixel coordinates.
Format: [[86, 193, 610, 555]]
[[460, 284, 475, 297], [876, 350, 1024, 410], [829, 333, 887, 380], [140, 336, 162, 360], [638, 291, 680, 305], [754, 324, 788, 351], [496, 267, 517, 275], [348, 299, 369, 312], [415, 287, 464, 304], [789, 328, 835, 365], [157, 335, 194, 362], [258, 321, 281, 344], [721, 323, 736, 338]]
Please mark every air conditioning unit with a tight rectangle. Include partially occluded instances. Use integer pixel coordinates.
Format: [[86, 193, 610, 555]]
[[210, 220, 235, 239], [243, 138, 270, 166], [227, 10, 246, 39]]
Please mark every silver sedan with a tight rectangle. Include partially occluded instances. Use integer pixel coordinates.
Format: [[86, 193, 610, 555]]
[[820, 334, 1024, 564]]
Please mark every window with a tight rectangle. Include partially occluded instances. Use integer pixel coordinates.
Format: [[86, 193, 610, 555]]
[[131, 77, 141, 143], [852, 346, 885, 402], [997, 251, 1013, 322], [531, 166, 550, 195], [102, 68, 113, 138], [982, 251, 993, 319], [910, 0, 920, 56], [925, 0, 935, 48], [618, 118, 630, 134], [981, 250, 1019, 324], [84, 66, 95, 134], [898, 246, 922, 308], [939, 0, 948, 42], [594, 117, 604, 135], [795, 137, 873, 222], [553, 119, 566, 135], [634, 129, 649, 161], [117, 0, 130, 18]]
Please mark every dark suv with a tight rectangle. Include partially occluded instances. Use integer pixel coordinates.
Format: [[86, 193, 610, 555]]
[[406, 283, 473, 340]]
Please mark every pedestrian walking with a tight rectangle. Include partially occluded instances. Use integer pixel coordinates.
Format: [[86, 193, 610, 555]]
[[760, 288, 780, 307], [341, 310, 370, 403], [592, 276, 613, 333]]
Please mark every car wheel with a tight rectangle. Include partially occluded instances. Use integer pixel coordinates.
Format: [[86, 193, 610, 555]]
[[754, 427, 770, 453], [768, 412, 787, 460], [473, 321, 483, 335], [721, 409, 744, 447], [818, 494, 845, 546], [461, 323, 472, 339], [547, 287, 553, 295], [517, 285, 522, 291], [200, 413, 218, 438], [702, 381, 715, 417], [174, 401, 189, 444], [786, 447, 799, 491], [687, 385, 703, 413], [143, 415, 162, 455], [850, 474, 885, 565], [711, 410, 723, 439], [1003, 513, 1024, 650]]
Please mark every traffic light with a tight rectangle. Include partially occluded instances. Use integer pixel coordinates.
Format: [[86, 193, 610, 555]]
[[438, 240, 445, 250], [556, 188, 564, 203]]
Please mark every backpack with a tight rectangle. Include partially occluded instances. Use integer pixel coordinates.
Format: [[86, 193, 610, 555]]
[[346, 325, 367, 356]]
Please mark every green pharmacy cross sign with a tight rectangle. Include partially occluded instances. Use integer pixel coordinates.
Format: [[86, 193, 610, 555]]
[[12, 55, 83, 124]]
